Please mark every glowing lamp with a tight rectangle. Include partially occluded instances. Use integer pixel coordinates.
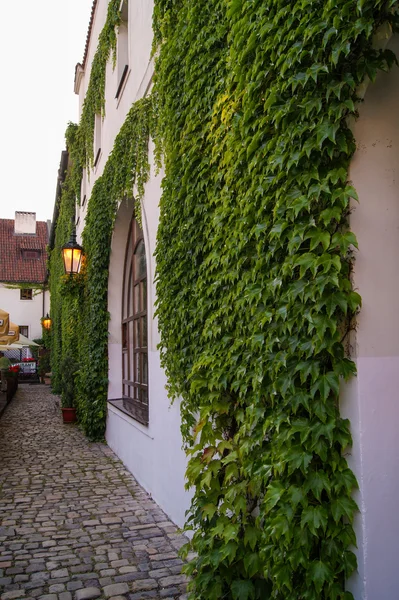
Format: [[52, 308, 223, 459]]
[[42, 313, 52, 330], [61, 225, 83, 276]]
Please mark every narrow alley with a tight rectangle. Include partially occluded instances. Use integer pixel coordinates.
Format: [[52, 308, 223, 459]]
[[0, 386, 188, 600]]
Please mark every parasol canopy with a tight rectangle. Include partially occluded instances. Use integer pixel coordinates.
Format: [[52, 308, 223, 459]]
[[18, 333, 40, 347], [0, 322, 20, 345], [0, 309, 9, 336]]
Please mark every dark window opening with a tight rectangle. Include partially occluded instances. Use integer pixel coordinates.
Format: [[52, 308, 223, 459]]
[[20, 289, 33, 301], [23, 250, 40, 259], [116, 0, 129, 99]]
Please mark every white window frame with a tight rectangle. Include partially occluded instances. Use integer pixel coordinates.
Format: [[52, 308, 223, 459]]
[[116, 0, 129, 100]]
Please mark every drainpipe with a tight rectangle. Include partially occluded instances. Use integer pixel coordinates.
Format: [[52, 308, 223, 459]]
[[42, 283, 45, 320]]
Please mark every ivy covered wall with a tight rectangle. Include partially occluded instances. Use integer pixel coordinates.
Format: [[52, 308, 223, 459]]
[[153, 1, 398, 599], [49, 0, 399, 597]]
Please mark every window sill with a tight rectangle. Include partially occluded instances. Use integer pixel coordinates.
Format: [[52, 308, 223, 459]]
[[108, 397, 149, 426]]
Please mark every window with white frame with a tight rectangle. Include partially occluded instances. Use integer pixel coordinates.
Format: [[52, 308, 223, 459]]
[[116, 0, 129, 99]]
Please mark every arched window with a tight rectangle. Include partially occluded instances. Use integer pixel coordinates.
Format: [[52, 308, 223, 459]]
[[121, 216, 148, 425]]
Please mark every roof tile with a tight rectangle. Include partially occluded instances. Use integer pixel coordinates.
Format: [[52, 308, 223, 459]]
[[0, 219, 48, 284]]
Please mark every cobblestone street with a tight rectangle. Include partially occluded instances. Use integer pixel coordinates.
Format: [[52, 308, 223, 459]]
[[0, 386, 188, 600]]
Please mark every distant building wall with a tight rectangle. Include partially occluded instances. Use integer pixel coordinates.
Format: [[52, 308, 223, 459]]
[[0, 284, 48, 341]]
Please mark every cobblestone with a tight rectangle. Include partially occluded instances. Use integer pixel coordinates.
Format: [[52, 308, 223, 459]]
[[0, 386, 188, 599]]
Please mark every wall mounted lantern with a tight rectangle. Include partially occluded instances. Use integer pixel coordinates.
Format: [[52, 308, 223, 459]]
[[61, 220, 84, 276], [42, 313, 52, 330]]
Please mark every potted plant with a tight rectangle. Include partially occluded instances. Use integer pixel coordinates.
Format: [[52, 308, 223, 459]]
[[38, 349, 51, 384], [60, 355, 79, 423], [7, 364, 19, 399]]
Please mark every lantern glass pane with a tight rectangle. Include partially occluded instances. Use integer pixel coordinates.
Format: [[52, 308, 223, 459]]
[[72, 248, 82, 274], [43, 319, 51, 330], [63, 248, 73, 273]]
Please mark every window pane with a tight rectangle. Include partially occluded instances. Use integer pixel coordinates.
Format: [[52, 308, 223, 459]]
[[134, 285, 140, 314], [143, 354, 148, 385], [142, 317, 147, 347], [142, 388, 148, 405], [134, 320, 140, 348], [134, 240, 146, 279], [122, 323, 128, 349], [128, 270, 133, 317], [123, 353, 128, 379], [142, 279, 147, 312], [134, 353, 140, 383], [123, 238, 132, 319]]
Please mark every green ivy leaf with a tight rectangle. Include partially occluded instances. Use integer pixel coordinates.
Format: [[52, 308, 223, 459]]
[[231, 579, 256, 600], [309, 560, 333, 593]]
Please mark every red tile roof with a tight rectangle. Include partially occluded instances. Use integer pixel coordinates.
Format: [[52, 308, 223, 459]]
[[82, 0, 98, 69], [0, 219, 48, 284]]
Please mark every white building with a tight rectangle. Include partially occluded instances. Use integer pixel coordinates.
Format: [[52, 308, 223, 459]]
[[0, 212, 50, 344], [70, 2, 399, 597], [74, 0, 191, 529]]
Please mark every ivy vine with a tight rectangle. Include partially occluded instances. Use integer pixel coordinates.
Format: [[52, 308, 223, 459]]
[[153, 1, 399, 599]]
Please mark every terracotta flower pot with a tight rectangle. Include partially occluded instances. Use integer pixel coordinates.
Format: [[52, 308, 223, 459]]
[[61, 407, 77, 423]]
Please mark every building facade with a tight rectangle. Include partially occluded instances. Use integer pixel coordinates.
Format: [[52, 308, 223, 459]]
[[58, 2, 399, 598], [0, 212, 50, 343], [73, 0, 191, 528]]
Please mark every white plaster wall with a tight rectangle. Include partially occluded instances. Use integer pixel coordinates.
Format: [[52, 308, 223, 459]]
[[0, 285, 48, 341], [343, 34, 399, 600]]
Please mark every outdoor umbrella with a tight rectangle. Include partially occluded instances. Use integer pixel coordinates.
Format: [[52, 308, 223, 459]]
[[0, 342, 25, 350], [17, 334, 40, 347], [0, 309, 9, 336], [0, 323, 20, 345]]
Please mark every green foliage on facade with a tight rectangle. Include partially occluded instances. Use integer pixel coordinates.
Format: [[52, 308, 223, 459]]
[[153, 1, 398, 598], [48, 0, 399, 594], [49, 2, 153, 440], [49, 173, 80, 395]]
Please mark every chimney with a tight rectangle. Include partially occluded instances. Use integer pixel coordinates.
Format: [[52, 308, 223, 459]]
[[14, 211, 36, 235]]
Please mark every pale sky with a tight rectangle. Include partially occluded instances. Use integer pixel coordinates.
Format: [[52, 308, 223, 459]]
[[0, 0, 94, 223]]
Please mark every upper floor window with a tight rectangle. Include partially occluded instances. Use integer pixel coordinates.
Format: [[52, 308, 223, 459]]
[[20, 289, 33, 301], [19, 326, 29, 337], [23, 250, 40, 259], [116, 0, 129, 99], [94, 113, 102, 167], [81, 168, 87, 208]]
